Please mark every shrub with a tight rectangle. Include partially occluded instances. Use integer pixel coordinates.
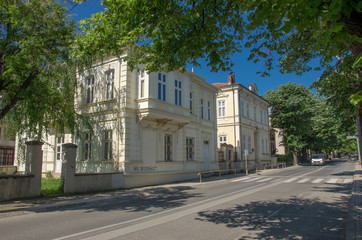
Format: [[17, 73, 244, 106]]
[[275, 152, 293, 163]]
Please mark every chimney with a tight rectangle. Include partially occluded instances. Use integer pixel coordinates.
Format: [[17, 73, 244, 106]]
[[249, 83, 258, 94], [228, 72, 235, 85]]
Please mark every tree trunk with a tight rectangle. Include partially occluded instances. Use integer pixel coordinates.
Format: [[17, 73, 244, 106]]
[[357, 68, 362, 165], [293, 151, 298, 165]]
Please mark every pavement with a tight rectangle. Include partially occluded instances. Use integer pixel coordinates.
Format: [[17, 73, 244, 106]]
[[0, 162, 361, 239], [346, 162, 362, 240]]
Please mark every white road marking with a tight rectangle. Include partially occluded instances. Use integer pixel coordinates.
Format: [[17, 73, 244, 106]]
[[256, 177, 273, 183], [231, 177, 251, 182], [343, 179, 353, 184], [243, 177, 261, 182], [284, 177, 299, 183], [312, 178, 324, 183], [326, 178, 339, 184], [297, 178, 310, 183]]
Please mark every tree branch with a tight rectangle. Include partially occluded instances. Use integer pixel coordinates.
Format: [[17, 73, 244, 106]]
[[0, 68, 42, 119]]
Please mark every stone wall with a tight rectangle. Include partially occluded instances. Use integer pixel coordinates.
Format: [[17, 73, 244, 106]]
[[0, 141, 43, 201]]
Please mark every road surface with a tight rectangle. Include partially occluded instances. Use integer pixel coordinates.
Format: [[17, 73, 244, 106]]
[[0, 159, 355, 239]]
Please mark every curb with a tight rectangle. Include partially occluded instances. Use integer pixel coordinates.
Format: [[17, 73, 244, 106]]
[[346, 163, 362, 240]]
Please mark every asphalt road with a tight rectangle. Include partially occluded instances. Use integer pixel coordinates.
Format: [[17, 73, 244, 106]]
[[0, 159, 355, 240]]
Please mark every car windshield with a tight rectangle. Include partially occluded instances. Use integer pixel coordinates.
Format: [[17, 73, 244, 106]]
[[312, 154, 324, 159]]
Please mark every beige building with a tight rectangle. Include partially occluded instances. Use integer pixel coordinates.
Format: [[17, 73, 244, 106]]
[[273, 128, 290, 155], [16, 55, 218, 187], [212, 74, 271, 168]]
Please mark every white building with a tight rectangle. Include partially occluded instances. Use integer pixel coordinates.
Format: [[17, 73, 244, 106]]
[[16, 55, 219, 187]]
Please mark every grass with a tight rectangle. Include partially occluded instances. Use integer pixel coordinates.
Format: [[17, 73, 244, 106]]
[[41, 178, 62, 196]]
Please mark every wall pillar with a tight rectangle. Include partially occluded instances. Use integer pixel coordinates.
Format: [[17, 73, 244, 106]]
[[25, 140, 44, 196], [61, 143, 77, 193]]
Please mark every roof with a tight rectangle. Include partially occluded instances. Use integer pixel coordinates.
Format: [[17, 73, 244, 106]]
[[213, 82, 270, 105], [212, 83, 229, 88]]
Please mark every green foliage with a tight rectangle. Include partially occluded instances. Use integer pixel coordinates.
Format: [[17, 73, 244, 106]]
[[275, 152, 294, 163], [41, 178, 62, 196], [74, 0, 361, 77], [264, 82, 317, 153], [337, 139, 358, 154], [309, 100, 341, 153], [0, 0, 83, 137]]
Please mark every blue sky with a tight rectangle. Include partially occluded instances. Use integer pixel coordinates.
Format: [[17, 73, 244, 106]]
[[70, 1, 324, 96]]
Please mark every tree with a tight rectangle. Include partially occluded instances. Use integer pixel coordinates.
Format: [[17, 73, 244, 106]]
[[1, 0, 80, 137], [75, 0, 361, 72], [311, 57, 359, 157], [264, 82, 317, 165], [75, 0, 362, 153], [310, 100, 341, 154]]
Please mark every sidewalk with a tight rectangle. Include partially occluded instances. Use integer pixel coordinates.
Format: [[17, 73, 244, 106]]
[[0, 178, 204, 218], [347, 162, 362, 240]]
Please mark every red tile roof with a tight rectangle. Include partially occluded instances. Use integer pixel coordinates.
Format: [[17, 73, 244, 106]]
[[212, 83, 229, 88]]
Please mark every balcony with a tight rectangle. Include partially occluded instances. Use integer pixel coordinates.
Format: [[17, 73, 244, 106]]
[[136, 98, 190, 126]]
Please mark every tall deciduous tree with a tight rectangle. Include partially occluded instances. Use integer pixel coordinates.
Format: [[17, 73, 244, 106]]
[[264, 82, 317, 165], [75, 0, 361, 153], [75, 0, 361, 73], [0, 0, 80, 137]]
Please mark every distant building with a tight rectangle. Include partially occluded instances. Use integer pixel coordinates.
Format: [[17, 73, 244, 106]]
[[212, 74, 271, 168]]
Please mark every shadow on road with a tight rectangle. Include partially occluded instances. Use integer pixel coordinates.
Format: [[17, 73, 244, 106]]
[[195, 183, 350, 240], [30, 185, 202, 214]]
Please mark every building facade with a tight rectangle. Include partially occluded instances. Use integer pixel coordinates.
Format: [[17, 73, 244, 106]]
[[16, 55, 218, 187], [213, 74, 271, 169], [76, 56, 218, 187]]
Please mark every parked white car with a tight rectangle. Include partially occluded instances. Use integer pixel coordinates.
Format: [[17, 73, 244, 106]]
[[311, 154, 326, 166]]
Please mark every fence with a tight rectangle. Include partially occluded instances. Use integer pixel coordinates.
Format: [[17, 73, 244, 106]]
[[197, 162, 288, 183]]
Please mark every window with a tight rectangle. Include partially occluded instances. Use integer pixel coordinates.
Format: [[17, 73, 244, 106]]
[[56, 136, 64, 161], [158, 73, 166, 101], [104, 130, 112, 161], [207, 101, 211, 120], [265, 112, 268, 125], [164, 134, 172, 161], [105, 70, 114, 100], [186, 138, 194, 161], [200, 99, 204, 119], [254, 106, 257, 121], [246, 103, 250, 119], [260, 110, 263, 124], [86, 76, 94, 104], [219, 135, 227, 145], [240, 101, 244, 117], [248, 136, 251, 153], [84, 133, 92, 161], [190, 92, 193, 114], [0, 148, 14, 166], [175, 80, 182, 106], [218, 100, 226, 117], [242, 135, 246, 152], [262, 139, 265, 154], [139, 69, 145, 98]]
